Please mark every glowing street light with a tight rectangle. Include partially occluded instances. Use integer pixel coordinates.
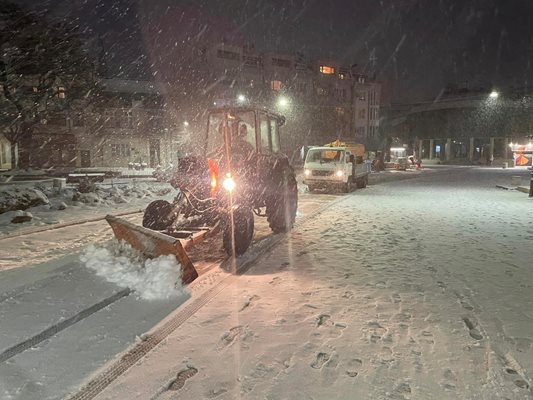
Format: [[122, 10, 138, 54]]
[[489, 91, 499, 99], [183, 121, 189, 127], [237, 94, 246, 103], [278, 96, 289, 108]]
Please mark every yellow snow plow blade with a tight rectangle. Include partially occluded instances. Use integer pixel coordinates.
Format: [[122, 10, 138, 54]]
[[105, 215, 198, 284]]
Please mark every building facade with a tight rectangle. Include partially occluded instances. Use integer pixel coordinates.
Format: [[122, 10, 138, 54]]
[[1, 43, 382, 169], [194, 43, 382, 158], [382, 89, 533, 165]]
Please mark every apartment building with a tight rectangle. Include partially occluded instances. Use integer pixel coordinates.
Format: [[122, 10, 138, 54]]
[[200, 43, 381, 154]]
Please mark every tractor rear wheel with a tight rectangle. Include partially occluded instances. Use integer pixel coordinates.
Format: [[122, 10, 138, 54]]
[[142, 200, 176, 230], [223, 206, 255, 256], [267, 170, 298, 233]]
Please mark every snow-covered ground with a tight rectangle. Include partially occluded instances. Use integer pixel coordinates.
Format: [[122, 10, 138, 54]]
[[89, 167, 533, 400], [2, 166, 533, 400]]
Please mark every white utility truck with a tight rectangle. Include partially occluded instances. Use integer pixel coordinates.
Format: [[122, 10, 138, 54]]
[[303, 140, 370, 193]]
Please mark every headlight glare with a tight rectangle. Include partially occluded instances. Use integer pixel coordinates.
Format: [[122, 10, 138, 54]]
[[222, 175, 236, 192]]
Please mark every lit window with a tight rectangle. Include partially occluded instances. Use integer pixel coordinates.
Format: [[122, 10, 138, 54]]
[[33, 86, 38, 92], [58, 86, 66, 99], [338, 73, 345, 80], [319, 65, 335, 74], [271, 80, 283, 91]]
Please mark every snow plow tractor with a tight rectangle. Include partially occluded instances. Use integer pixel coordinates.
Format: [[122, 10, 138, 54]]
[[107, 106, 298, 283]]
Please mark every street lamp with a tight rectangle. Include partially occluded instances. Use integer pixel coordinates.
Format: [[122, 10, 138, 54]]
[[237, 94, 246, 103], [489, 91, 499, 99], [183, 121, 189, 127], [277, 96, 289, 108]]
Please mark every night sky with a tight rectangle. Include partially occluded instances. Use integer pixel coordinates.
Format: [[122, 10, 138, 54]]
[[14, 0, 533, 103]]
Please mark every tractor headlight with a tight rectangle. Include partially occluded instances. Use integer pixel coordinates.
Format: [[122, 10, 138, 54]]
[[336, 170, 344, 177], [222, 174, 236, 192], [304, 169, 311, 176]]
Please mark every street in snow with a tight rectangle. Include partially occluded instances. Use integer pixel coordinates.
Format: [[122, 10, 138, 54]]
[[1, 167, 533, 399]]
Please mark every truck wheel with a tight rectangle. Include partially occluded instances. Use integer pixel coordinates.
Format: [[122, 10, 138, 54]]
[[343, 177, 353, 193], [267, 170, 298, 233], [223, 206, 254, 256], [142, 200, 176, 230], [356, 176, 367, 189]]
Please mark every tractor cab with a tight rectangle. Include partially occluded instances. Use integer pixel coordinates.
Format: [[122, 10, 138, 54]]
[[205, 107, 285, 160], [173, 107, 285, 198]]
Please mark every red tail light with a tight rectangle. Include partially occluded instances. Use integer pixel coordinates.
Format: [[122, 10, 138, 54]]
[[208, 158, 219, 194]]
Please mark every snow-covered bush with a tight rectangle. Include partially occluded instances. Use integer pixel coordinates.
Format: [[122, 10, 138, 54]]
[[0, 187, 49, 214]]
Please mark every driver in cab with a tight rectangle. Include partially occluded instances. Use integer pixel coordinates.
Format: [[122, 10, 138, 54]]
[[231, 123, 255, 163]]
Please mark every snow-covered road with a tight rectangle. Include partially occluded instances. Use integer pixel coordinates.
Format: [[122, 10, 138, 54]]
[[2, 166, 533, 400], [0, 174, 353, 400], [88, 167, 533, 400]]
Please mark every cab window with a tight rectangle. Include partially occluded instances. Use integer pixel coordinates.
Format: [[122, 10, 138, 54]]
[[270, 118, 280, 153], [258, 113, 270, 152]]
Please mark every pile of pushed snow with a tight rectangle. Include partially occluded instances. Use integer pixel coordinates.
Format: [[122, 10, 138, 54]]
[[80, 241, 187, 300]]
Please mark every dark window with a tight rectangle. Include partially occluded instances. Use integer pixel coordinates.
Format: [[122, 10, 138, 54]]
[[111, 143, 131, 157], [272, 58, 291, 68], [72, 113, 84, 127], [245, 56, 262, 67], [217, 49, 240, 61]]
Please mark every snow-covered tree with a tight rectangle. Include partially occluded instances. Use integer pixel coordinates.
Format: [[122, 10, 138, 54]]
[[0, 1, 98, 169]]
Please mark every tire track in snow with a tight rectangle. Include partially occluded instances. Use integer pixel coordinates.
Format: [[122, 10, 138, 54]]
[[0, 288, 131, 363]]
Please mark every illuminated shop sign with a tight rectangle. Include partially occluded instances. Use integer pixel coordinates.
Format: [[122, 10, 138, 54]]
[[510, 144, 533, 167]]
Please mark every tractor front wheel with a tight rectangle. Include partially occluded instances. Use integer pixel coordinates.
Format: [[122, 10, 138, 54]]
[[223, 205, 255, 256]]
